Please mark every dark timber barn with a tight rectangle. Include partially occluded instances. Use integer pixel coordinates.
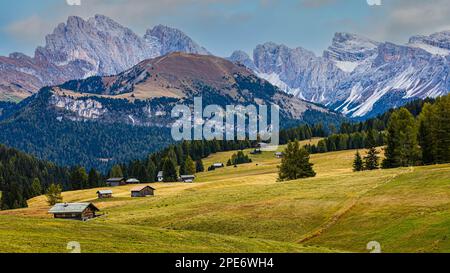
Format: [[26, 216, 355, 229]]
[[48, 203, 100, 221], [131, 185, 155, 197]]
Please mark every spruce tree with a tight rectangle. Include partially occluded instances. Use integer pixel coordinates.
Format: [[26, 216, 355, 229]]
[[45, 184, 62, 206], [88, 168, 100, 188], [162, 157, 178, 182], [364, 147, 380, 170], [418, 103, 437, 164], [434, 96, 450, 164], [382, 108, 420, 168], [110, 164, 124, 178], [278, 140, 316, 181], [195, 159, 205, 173], [30, 178, 42, 197], [353, 151, 364, 172], [147, 159, 157, 182], [184, 156, 196, 175]]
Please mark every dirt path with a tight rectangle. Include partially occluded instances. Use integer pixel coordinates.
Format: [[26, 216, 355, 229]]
[[297, 167, 413, 244]]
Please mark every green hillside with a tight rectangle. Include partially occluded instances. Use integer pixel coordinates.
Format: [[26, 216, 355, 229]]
[[0, 140, 449, 253]]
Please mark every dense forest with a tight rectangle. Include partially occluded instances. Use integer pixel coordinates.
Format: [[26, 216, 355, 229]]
[[1, 94, 448, 210]]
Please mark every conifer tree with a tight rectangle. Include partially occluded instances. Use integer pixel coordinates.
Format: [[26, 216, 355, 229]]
[[110, 164, 124, 178], [278, 140, 316, 181], [364, 147, 380, 170], [162, 157, 178, 182], [45, 184, 62, 206], [382, 108, 420, 168], [184, 156, 196, 175], [30, 178, 42, 197], [353, 151, 364, 172], [195, 159, 205, 173]]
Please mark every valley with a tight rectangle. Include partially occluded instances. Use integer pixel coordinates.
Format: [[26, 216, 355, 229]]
[[1, 141, 449, 253]]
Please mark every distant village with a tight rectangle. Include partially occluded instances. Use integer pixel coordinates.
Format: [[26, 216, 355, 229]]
[[47, 146, 284, 221]]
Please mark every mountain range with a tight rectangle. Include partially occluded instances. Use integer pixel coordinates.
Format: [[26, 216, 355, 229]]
[[0, 15, 209, 101], [0, 52, 340, 170], [1, 14, 448, 119], [229, 32, 450, 119]]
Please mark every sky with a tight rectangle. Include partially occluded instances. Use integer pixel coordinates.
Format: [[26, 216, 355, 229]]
[[1, 0, 450, 58]]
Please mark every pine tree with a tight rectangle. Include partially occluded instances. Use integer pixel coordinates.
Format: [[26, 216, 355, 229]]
[[88, 168, 100, 188], [434, 96, 450, 164], [162, 157, 178, 182], [317, 140, 328, 153], [110, 164, 124, 178], [382, 108, 420, 168], [184, 156, 196, 175], [195, 159, 205, 173], [45, 184, 62, 206], [364, 147, 380, 170], [30, 178, 42, 197], [147, 159, 157, 182], [418, 103, 438, 164], [278, 140, 316, 181], [353, 151, 364, 172], [70, 167, 88, 189]]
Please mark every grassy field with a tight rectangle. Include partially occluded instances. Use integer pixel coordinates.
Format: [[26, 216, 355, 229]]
[[0, 141, 449, 253]]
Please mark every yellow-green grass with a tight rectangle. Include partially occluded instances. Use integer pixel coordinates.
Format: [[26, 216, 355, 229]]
[[0, 143, 449, 253]]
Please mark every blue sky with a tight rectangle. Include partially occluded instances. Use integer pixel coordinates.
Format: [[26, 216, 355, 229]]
[[1, 0, 449, 57]]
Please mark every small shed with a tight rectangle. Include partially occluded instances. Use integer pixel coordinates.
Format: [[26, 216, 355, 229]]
[[213, 163, 224, 168], [106, 177, 126, 187], [126, 178, 140, 184], [97, 190, 113, 199], [131, 185, 155, 197], [48, 203, 100, 221], [157, 171, 164, 182], [180, 175, 196, 183]]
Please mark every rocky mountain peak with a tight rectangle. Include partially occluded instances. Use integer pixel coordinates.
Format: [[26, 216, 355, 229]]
[[145, 24, 210, 56]]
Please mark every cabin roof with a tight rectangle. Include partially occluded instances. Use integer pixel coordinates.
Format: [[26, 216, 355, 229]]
[[213, 163, 224, 166], [131, 185, 155, 192], [97, 190, 113, 195], [126, 178, 140, 183], [157, 171, 163, 177], [107, 177, 124, 182], [180, 175, 196, 179], [48, 203, 99, 214]]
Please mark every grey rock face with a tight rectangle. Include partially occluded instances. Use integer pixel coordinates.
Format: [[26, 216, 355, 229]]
[[228, 31, 450, 118], [0, 15, 209, 101]]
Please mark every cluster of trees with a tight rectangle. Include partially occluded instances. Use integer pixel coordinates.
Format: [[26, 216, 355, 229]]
[[0, 145, 104, 210], [382, 95, 450, 168], [304, 130, 385, 155], [227, 151, 252, 166], [107, 139, 257, 183], [278, 140, 316, 181]]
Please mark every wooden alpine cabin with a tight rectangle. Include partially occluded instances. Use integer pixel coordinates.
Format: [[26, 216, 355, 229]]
[[48, 203, 100, 221], [180, 175, 196, 183], [131, 185, 155, 197], [97, 190, 113, 199], [106, 177, 126, 187], [126, 178, 140, 184]]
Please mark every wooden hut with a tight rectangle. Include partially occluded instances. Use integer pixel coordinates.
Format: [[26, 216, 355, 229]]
[[180, 175, 196, 183], [106, 177, 126, 187], [126, 178, 140, 184], [97, 190, 113, 199], [131, 185, 155, 197], [48, 203, 100, 221]]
